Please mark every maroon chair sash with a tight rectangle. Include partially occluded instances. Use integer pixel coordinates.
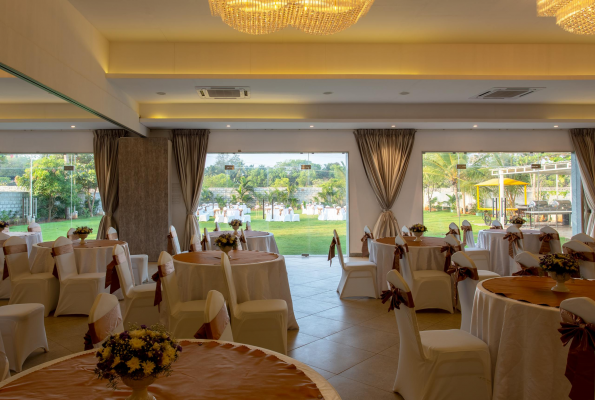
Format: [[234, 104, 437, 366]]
[[381, 285, 415, 311], [106, 232, 118, 240], [328, 237, 337, 266], [361, 232, 374, 257], [440, 243, 461, 273], [201, 236, 208, 251], [104, 253, 128, 294], [167, 232, 177, 254], [446, 227, 465, 245], [539, 232, 560, 254], [503, 232, 523, 258], [28, 226, 41, 232], [194, 305, 230, 340], [564, 247, 595, 263], [2, 243, 29, 280], [152, 260, 175, 310], [50, 244, 74, 279], [559, 308, 595, 400], [392, 244, 409, 273], [446, 262, 479, 304], [83, 305, 123, 350], [512, 262, 544, 277]]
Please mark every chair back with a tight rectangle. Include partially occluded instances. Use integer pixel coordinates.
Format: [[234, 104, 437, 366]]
[[506, 225, 525, 253], [0, 233, 9, 278], [448, 222, 461, 241], [0, 332, 9, 381], [571, 233, 595, 244], [221, 253, 239, 320], [87, 293, 124, 348], [67, 228, 79, 240], [113, 244, 134, 298], [214, 222, 220, 232], [239, 229, 248, 250], [202, 290, 233, 341], [157, 251, 182, 311], [401, 226, 411, 236], [560, 297, 595, 325], [190, 234, 201, 252], [168, 226, 181, 255], [461, 220, 475, 247], [364, 225, 371, 235], [204, 228, 211, 250], [563, 240, 595, 279], [106, 227, 118, 240], [245, 221, 251, 231], [27, 223, 41, 233], [451, 251, 478, 332], [444, 234, 461, 250], [3, 237, 30, 280], [386, 270, 426, 363], [53, 236, 78, 281], [394, 235, 415, 286], [540, 226, 562, 254], [491, 220, 503, 228], [333, 230, 346, 271], [514, 251, 541, 268]]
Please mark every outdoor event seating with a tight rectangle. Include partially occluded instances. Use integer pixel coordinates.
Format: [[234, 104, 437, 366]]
[[4, 237, 58, 317], [332, 229, 377, 299]]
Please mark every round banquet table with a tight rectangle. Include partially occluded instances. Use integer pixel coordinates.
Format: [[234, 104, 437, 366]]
[[5, 231, 43, 256], [369, 236, 447, 293], [0, 339, 340, 400], [29, 239, 130, 275], [173, 250, 298, 330], [477, 229, 542, 276], [209, 230, 279, 253], [470, 276, 595, 400]]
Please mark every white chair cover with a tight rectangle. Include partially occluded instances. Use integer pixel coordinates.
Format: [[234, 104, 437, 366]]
[[539, 226, 562, 254], [491, 220, 503, 228], [0, 332, 9, 381], [190, 234, 202, 252], [168, 226, 182, 255], [571, 233, 595, 244], [562, 240, 595, 279], [460, 220, 491, 271], [195, 290, 233, 342], [221, 253, 288, 354], [203, 228, 211, 251], [86, 293, 124, 349], [333, 229, 377, 298], [106, 227, 148, 284], [53, 236, 106, 317], [0, 233, 10, 299]]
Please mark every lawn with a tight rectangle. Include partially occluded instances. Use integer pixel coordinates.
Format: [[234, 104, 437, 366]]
[[422, 211, 488, 241], [9, 213, 346, 256]]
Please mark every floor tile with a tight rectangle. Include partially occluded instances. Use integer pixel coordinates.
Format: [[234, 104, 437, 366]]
[[289, 340, 374, 374], [358, 311, 398, 334], [296, 315, 354, 338], [327, 375, 404, 400], [287, 330, 321, 350], [339, 353, 398, 392], [315, 304, 384, 324], [292, 298, 339, 314], [325, 325, 399, 353]]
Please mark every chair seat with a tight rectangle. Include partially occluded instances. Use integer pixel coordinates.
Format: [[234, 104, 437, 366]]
[[0, 303, 45, 319], [68, 273, 105, 281], [129, 283, 156, 298], [16, 273, 55, 282], [237, 299, 287, 314], [345, 261, 376, 271], [420, 329, 489, 359]]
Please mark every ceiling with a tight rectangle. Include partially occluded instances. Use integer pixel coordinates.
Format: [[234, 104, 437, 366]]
[[0, 76, 66, 104], [67, 0, 594, 44]]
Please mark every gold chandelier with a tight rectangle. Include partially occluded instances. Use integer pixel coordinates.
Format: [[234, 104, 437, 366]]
[[208, 0, 375, 35], [537, 0, 595, 34]]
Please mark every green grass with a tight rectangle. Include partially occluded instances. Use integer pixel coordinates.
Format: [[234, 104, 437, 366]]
[[202, 213, 346, 255], [10, 216, 102, 240], [422, 211, 490, 241]]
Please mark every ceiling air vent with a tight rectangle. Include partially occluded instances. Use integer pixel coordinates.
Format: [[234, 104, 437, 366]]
[[471, 87, 544, 100], [196, 87, 250, 99]]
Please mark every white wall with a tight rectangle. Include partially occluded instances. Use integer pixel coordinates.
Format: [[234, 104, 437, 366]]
[[0, 130, 94, 153], [152, 128, 573, 254]]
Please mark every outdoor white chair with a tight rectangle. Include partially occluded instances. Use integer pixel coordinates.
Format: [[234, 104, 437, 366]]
[[387, 269, 492, 400], [242, 214, 252, 223], [0, 232, 11, 299], [283, 213, 292, 222], [86, 293, 124, 349], [539, 226, 562, 254], [53, 236, 106, 317], [505, 225, 525, 259], [0, 333, 9, 381], [513, 251, 543, 276], [292, 213, 300, 222], [571, 233, 595, 245], [563, 240, 595, 279], [113, 245, 159, 328], [221, 252, 288, 354], [4, 237, 58, 317], [156, 251, 206, 339], [167, 226, 185, 255], [460, 220, 491, 271], [106, 227, 149, 284], [333, 229, 378, 299], [0, 303, 49, 372], [190, 233, 202, 252], [401, 226, 412, 236], [398, 235, 452, 313], [451, 251, 499, 332], [195, 290, 234, 342], [491, 220, 503, 229]]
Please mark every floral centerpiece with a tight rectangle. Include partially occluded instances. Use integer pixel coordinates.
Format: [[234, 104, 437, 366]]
[[74, 226, 93, 245], [215, 233, 238, 257], [0, 221, 9, 232], [509, 216, 526, 229], [409, 224, 428, 242], [540, 253, 579, 292], [228, 219, 242, 236], [95, 324, 182, 400]]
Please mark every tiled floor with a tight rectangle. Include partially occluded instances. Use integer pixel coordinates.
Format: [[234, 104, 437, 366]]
[[7, 255, 462, 399]]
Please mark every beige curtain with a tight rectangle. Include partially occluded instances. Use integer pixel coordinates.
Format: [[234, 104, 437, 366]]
[[354, 129, 416, 238], [570, 129, 595, 236], [93, 129, 129, 240], [171, 129, 210, 251]]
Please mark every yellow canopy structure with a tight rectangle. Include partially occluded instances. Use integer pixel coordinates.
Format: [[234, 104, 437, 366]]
[[475, 178, 528, 211]]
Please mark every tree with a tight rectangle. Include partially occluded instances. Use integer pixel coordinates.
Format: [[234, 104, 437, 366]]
[[234, 175, 254, 203], [423, 153, 466, 218], [75, 154, 98, 217]]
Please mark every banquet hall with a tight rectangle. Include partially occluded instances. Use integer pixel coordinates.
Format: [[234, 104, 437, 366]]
[[0, 0, 594, 399]]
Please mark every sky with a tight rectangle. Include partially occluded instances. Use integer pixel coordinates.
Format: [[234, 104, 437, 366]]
[[205, 152, 348, 168]]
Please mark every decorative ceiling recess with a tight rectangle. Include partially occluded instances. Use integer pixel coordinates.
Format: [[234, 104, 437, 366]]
[[538, 0, 595, 35], [208, 0, 374, 35]]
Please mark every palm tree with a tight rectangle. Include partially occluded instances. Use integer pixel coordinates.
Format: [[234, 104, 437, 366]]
[[234, 175, 254, 204], [423, 153, 466, 218]]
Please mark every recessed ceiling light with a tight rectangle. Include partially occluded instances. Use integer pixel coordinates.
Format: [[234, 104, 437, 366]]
[[156, 92, 166, 95], [554, 125, 559, 128], [473, 125, 478, 128], [226, 125, 231, 128], [391, 125, 396, 128], [71, 125, 75, 128], [310, 125, 314, 128], [400, 92, 410, 95], [323, 92, 333, 95]]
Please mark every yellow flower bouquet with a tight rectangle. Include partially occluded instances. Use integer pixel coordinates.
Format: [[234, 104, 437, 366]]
[[74, 226, 93, 235]]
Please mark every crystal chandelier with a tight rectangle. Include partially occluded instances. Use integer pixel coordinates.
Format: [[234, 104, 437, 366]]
[[537, 0, 595, 35], [208, 0, 375, 35]]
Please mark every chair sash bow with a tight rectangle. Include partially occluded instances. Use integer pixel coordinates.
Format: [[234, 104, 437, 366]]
[[50, 244, 74, 279], [190, 242, 200, 252], [328, 238, 337, 266], [564, 247, 595, 263], [446, 262, 479, 304], [392, 244, 409, 273], [361, 232, 374, 257], [512, 262, 544, 277], [28, 226, 41, 232], [503, 232, 523, 258], [167, 232, 177, 254], [558, 309, 595, 400], [84, 305, 123, 350], [440, 243, 461, 273], [106, 232, 118, 240], [2, 243, 28, 280], [240, 234, 247, 245], [201, 236, 208, 251], [152, 261, 175, 310], [489, 225, 500, 230], [105, 253, 128, 294], [461, 225, 472, 245], [194, 305, 230, 340], [447, 227, 466, 246], [539, 232, 560, 254], [381, 285, 415, 311]]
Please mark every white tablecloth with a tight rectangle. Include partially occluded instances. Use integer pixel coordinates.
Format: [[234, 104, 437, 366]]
[[477, 229, 542, 276], [369, 238, 445, 293], [209, 231, 279, 254], [6, 231, 43, 256], [471, 281, 571, 400], [29, 242, 131, 275], [173, 254, 298, 330]]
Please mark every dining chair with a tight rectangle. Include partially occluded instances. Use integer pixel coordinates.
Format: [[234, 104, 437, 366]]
[[0, 232, 11, 299], [0, 333, 9, 381], [401, 226, 412, 237], [66, 228, 79, 240], [513, 251, 543, 276], [571, 233, 595, 245], [539, 226, 562, 254], [196, 290, 234, 342], [491, 220, 503, 229], [387, 269, 492, 400], [203, 228, 212, 250], [562, 240, 595, 279], [333, 229, 378, 299], [86, 293, 124, 349], [105, 227, 149, 284], [505, 225, 525, 258], [190, 234, 202, 252], [460, 220, 491, 270], [168, 226, 184, 255]]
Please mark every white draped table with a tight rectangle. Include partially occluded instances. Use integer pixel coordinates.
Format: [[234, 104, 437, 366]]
[[173, 250, 298, 330], [5, 231, 43, 256], [369, 236, 447, 292], [209, 230, 279, 253], [470, 277, 595, 400], [477, 229, 542, 276]]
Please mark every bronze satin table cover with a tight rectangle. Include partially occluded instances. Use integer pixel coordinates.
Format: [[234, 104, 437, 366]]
[[37, 239, 126, 249], [174, 250, 279, 265], [208, 230, 269, 238], [482, 276, 595, 308], [376, 236, 446, 247], [0, 341, 336, 400]]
